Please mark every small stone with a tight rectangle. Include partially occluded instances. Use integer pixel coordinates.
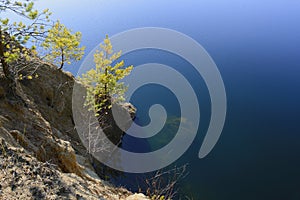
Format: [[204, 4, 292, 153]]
[[126, 193, 149, 200]]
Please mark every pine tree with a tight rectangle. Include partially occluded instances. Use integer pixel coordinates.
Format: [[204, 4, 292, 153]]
[[80, 35, 133, 115], [42, 20, 85, 70], [0, 0, 51, 80]]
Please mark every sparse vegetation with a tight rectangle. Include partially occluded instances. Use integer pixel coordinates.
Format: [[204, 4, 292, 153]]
[[139, 165, 188, 200]]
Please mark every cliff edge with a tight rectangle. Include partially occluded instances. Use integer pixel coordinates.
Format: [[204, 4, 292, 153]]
[[0, 62, 147, 200]]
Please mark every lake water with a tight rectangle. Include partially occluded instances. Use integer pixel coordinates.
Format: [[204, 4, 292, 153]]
[[34, 1, 300, 199]]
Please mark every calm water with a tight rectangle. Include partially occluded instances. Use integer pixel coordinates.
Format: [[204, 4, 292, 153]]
[[34, 1, 300, 199], [113, 48, 300, 199]]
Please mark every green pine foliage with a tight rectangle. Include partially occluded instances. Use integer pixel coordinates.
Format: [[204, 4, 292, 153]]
[[0, 0, 51, 79], [80, 35, 133, 115], [42, 20, 85, 69]]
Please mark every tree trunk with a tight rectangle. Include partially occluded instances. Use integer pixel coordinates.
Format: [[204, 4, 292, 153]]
[[59, 48, 64, 70], [0, 28, 10, 79], [104, 67, 108, 99]]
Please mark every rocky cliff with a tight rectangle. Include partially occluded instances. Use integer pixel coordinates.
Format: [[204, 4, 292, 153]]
[[0, 62, 147, 200]]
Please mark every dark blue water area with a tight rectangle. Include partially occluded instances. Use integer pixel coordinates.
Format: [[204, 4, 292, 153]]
[[109, 46, 300, 199], [180, 41, 300, 199]]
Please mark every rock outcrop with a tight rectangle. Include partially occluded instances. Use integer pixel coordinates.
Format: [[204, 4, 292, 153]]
[[0, 62, 147, 199]]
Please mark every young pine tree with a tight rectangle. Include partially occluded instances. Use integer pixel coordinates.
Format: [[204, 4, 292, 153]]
[[42, 20, 85, 70], [80, 35, 133, 115]]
